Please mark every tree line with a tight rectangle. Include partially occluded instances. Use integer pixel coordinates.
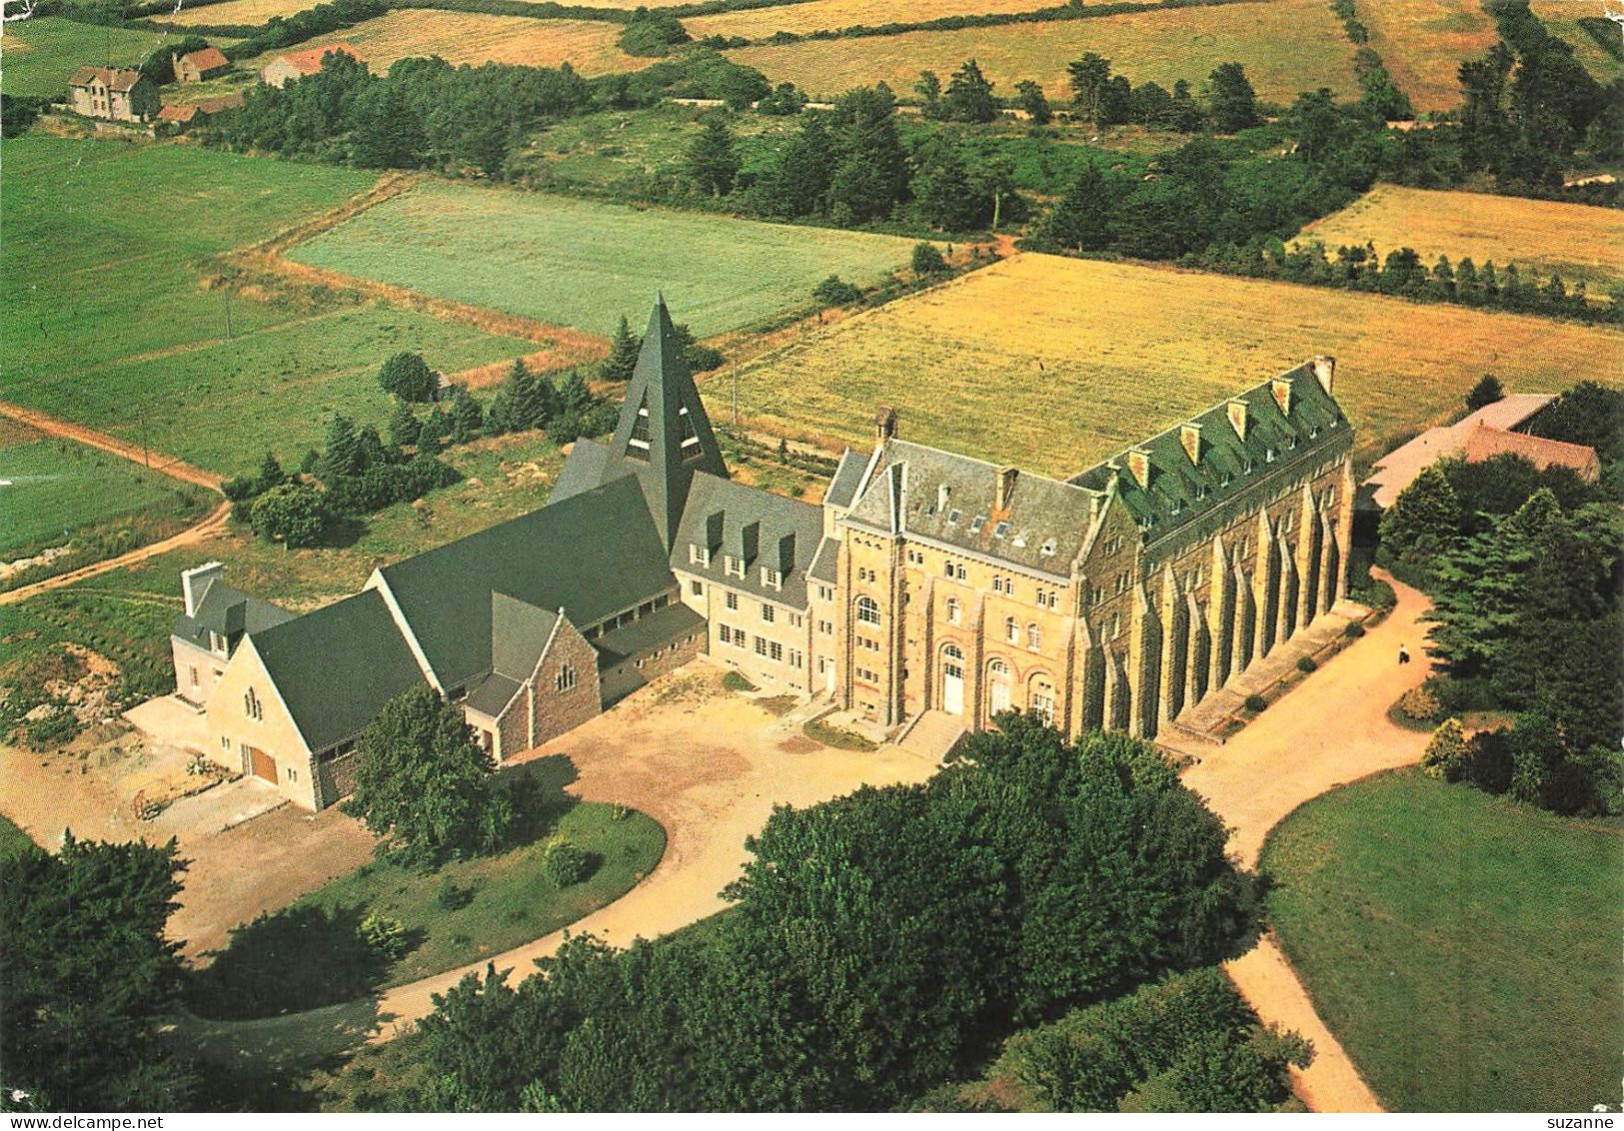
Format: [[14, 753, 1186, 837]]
[[1379, 382, 1623, 817], [378, 717, 1261, 1112]]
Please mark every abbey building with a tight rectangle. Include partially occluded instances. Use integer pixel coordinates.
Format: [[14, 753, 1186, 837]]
[[170, 297, 1354, 811]]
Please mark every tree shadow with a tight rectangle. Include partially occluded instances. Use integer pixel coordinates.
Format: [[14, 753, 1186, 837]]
[[499, 754, 580, 847], [317, 516, 366, 549], [186, 902, 418, 1020]]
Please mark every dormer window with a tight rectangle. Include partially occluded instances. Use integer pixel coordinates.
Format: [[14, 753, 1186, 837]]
[[761, 567, 782, 590], [1309, 425, 1320, 439], [1287, 435, 1298, 450], [725, 555, 745, 579], [1266, 448, 1277, 463], [1171, 498, 1183, 515], [689, 543, 710, 567], [1196, 484, 1208, 500], [1040, 538, 1057, 556], [1243, 460, 1255, 475], [993, 521, 1010, 539], [970, 515, 987, 534], [210, 631, 227, 655], [947, 509, 961, 525], [1220, 472, 1232, 488]]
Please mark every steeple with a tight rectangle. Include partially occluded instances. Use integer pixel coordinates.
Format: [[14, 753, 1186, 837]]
[[607, 295, 728, 550]]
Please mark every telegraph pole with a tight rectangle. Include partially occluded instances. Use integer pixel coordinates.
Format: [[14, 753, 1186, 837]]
[[732, 364, 739, 433], [224, 289, 233, 340], [138, 409, 150, 469]]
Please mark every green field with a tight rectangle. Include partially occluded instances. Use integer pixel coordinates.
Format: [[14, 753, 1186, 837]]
[[0, 420, 209, 559], [1263, 769, 1622, 1113], [286, 181, 925, 337], [2, 137, 535, 477], [0, 17, 173, 97]]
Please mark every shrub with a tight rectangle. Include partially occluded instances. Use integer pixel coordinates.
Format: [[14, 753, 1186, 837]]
[[812, 275, 862, 306], [437, 878, 476, 911], [620, 11, 690, 57], [358, 911, 409, 960], [912, 242, 949, 275], [722, 670, 756, 693], [1243, 694, 1268, 714], [1296, 656, 1318, 674], [1465, 727, 1514, 794], [379, 352, 437, 403], [1394, 684, 1440, 723], [1421, 718, 1471, 781], [1343, 622, 1365, 638], [543, 838, 590, 887]]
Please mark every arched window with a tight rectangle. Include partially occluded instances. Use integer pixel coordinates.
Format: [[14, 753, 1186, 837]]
[[1027, 623, 1041, 650], [555, 663, 577, 692], [988, 658, 1007, 675], [945, 597, 960, 625], [856, 596, 881, 626], [944, 642, 964, 661], [1005, 616, 1018, 643]]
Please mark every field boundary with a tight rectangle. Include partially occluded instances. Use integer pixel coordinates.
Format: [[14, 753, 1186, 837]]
[[218, 171, 611, 369]]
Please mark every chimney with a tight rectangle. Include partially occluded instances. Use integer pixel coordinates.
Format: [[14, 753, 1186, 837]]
[[1271, 377, 1293, 416], [994, 466, 1018, 512], [1312, 355, 1336, 395], [182, 561, 224, 618], [1227, 398, 1249, 440], [1180, 422, 1202, 465], [875, 406, 898, 443], [1126, 448, 1151, 489]]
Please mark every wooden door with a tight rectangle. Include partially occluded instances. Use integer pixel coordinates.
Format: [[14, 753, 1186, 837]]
[[248, 746, 277, 783]]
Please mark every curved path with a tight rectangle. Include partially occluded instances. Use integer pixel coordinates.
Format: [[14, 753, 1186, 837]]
[[1170, 569, 1436, 1113], [0, 402, 228, 607]]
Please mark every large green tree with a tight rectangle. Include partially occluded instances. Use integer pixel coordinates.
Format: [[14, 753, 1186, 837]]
[[1067, 52, 1112, 126], [686, 115, 740, 198], [1, 835, 196, 1110], [379, 351, 437, 402], [249, 483, 328, 548], [1379, 465, 1464, 569], [1206, 62, 1260, 133], [943, 58, 997, 123], [343, 685, 510, 865], [600, 315, 640, 383]]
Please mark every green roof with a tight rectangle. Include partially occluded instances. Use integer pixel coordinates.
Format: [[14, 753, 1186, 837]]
[[672, 470, 826, 607], [173, 579, 293, 651], [1070, 363, 1350, 546], [376, 473, 674, 691], [593, 601, 705, 666], [250, 589, 425, 753], [491, 593, 560, 680]]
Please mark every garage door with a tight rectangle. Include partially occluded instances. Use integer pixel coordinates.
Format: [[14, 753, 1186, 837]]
[[247, 746, 277, 783]]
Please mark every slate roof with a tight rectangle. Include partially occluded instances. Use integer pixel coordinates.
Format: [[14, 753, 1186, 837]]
[[491, 593, 560, 682], [672, 470, 825, 607], [824, 449, 867, 509], [465, 674, 521, 720], [593, 601, 705, 666], [375, 473, 674, 691], [69, 66, 146, 92], [249, 589, 424, 753], [807, 535, 840, 584], [172, 578, 293, 650], [845, 441, 1096, 577], [1069, 363, 1349, 546], [551, 438, 625, 504]]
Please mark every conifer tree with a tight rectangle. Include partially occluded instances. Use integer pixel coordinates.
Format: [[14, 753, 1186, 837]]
[[319, 415, 362, 483], [601, 316, 640, 383]]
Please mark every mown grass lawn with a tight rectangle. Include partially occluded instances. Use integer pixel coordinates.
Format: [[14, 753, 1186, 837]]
[[189, 767, 666, 1019], [1, 137, 533, 477], [286, 180, 924, 337], [1262, 768, 1621, 1113]]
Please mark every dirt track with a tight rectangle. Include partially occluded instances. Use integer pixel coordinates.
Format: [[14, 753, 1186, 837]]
[[1170, 569, 1436, 1113], [0, 402, 229, 607]]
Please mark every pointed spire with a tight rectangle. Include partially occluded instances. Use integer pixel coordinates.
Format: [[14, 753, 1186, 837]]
[[605, 295, 729, 551]]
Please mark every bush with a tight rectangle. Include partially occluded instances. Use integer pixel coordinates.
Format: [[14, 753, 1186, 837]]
[[912, 242, 949, 275], [812, 275, 862, 306], [358, 911, 409, 960], [543, 838, 590, 887], [1465, 727, 1514, 794], [619, 11, 690, 57], [1343, 622, 1365, 638], [437, 878, 477, 911], [379, 352, 437, 403], [1395, 684, 1441, 723], [1243, 694, 1268, 714], [1421, 718, 1470, 781], [722, 670, 756, 692], [1296, 656, 1318, 674]]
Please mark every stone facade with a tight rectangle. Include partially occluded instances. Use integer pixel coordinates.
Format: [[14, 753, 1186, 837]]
[[204, 638, 322, 811], [68, 68, 158, 122]]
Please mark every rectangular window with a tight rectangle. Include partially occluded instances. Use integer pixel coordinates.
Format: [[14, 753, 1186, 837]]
[[725, 591, 739, 611], [754, 636, 769, 657], [769, 641, 783, 662], [761, 567, 782, 590], [789, 649, 803, 669], [819, 620, 834, 635], [761, 604, 775, 624], [691, 579, 704, 597], [725, 555, 746, 579], [286, 767, 298, 783], [189, 666, 199, 687], [688, 543, 709, 566], [817, 585, 833, 602], [789, 612, 804, 628]]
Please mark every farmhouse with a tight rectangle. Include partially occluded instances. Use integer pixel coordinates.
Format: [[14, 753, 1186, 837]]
[[173, 46, 230, 83], [156, 93, 245, 133], [259, 43, 366, 88], [172, 298, 1354, 810], [67, 66, 159, 123]]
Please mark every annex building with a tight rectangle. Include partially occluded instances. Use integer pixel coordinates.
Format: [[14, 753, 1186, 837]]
[[172, 298, 1355, 811]]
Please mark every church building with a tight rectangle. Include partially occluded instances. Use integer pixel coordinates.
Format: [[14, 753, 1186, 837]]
[[171, 297, 1354, 811]]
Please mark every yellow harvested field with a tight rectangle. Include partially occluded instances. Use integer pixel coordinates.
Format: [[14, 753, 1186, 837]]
[[712, 253, 1624, 477], [161, 0, 318, 25], [688, 0, 1063, 40], [1358, 0, 1496, 113], [1295, 184, 1624, 291], [1530, 0, 1624, 84], [300, 11, 642, 75], [725, 0, 1358, 103]]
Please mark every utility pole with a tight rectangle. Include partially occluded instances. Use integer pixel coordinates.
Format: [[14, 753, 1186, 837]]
[[224, 289, 233, 340], [138, 409, 150, 469], [732, 364, 739, 433]]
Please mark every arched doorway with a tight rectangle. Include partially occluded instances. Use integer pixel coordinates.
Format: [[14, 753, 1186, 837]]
[[941, 643, 965, 715], [987, 657, 1012, 716]]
